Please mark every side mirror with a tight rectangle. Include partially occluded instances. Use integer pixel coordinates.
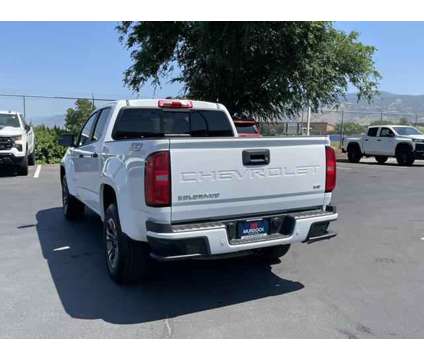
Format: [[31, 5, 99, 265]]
[[25, 124, 31, 132], [59, 134, 75, 147]]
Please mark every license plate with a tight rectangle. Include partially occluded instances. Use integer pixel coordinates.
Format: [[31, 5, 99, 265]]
[[238, 219, 269, 240]]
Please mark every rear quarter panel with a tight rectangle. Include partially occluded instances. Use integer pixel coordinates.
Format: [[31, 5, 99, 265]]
[[101, 139, 171, 240]]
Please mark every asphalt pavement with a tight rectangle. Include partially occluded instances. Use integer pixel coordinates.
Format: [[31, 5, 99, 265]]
[[0, 158, 424, 338]]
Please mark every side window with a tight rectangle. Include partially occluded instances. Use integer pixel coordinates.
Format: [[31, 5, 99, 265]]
[[380, 127, 394, 137], [92, 108, 111, 142], [367, 127, 378, 137], [78, 113, 98, 147]]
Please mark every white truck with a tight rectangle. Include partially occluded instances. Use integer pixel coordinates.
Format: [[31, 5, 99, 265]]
[[342, 125, 424, 166], [59, 99, 338, 284], [0, 111, 35, 175]]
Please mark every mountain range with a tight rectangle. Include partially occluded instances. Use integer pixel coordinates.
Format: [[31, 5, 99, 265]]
[[311, 91, 424, 124], [26, 91, 424, 127]]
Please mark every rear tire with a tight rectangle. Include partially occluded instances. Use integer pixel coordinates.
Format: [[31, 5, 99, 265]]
[[375, 156, 388, 164], [104, 203, 152, 285], [347, 144, 362, 163], [62, 175, 85, 220], [396, 145, 415, 166], [256, 244, 291, 262], [16, 155, 28, 176]]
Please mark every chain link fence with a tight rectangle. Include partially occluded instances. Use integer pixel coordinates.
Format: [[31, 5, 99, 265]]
[[256, 109, 424, 149], [0, 93, 115, 128], [2, 93, 423, 148]]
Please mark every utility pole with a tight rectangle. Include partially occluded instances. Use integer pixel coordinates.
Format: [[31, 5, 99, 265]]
[[339, 111, 345, 149], [300, 110, 304, 135], [22, 96, 26, 119], [306, 105, 311, 136]]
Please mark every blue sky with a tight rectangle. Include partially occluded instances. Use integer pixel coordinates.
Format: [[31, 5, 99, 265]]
[[0, 22, 423, 119], [334, 21, 424, 95], [0, 22, 180, 99]]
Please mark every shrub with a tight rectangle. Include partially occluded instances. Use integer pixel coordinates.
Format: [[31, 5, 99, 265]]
[[33, 125, 67, 164]]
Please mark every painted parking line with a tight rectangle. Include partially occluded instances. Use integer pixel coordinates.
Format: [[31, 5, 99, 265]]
[[53, 246, 70, 252], [339, 162, 422, 170], [33, 165, 41, 178]]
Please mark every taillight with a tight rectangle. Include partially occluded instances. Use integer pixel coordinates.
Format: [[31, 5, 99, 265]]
[[158, 99, 193, 109], [325, 146, 336, 192], [145, 151, 171, 207]]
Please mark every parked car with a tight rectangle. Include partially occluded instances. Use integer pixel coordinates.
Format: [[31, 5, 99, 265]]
[[233, 117, 261, 137], [0, 111, 35, 175], [59, 99, 338, 284], [342, 125, 424, 166]]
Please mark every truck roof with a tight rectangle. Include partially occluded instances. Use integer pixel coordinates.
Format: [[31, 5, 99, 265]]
[[109, 99, 226, 111], [368, 124, 414, 128], [0, 110, 20, 115]]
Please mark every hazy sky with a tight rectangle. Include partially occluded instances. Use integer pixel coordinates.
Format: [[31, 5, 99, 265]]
[[0, 21, 423, 118]]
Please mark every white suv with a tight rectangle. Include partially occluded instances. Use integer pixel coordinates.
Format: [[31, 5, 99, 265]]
[[0, 111, 35, 175]]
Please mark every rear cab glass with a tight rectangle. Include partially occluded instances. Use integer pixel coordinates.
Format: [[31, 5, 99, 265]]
[[112, 108, 234, 140], [235, 123, 258, 134]]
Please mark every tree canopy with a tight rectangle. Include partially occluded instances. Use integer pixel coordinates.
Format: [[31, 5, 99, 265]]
[[65, 99, 96, 136], [118, 22, 380, 120]]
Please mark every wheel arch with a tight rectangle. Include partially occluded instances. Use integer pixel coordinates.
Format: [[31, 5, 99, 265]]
[[395, 142, 413, 154], [347, 141, 362, 153], [100, 183, 118, 221]]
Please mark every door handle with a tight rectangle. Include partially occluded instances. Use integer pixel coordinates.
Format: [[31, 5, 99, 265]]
[[364, 139, 368, 141], [78, 153, 96, 158], [242, 149, 270, 166], [377, 139, 381, 142]]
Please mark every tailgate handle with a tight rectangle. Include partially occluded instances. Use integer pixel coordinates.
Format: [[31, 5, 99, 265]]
[[242, 149, 270, 166]]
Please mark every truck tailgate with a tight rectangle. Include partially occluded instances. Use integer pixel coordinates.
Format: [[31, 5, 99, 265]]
[[169, 137, 329, 222]]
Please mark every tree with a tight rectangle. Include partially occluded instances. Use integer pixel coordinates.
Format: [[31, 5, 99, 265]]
[[399, 117, 410, 125], [65, 99, 96, 136], [336, 122, 365, 135], [369, 119, 392, 126], [117, 22, 380, 120]]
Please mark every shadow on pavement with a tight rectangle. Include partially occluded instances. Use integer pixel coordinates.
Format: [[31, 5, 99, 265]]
[[0, 165, 18, 177], [36, 207, 304, 325], [337, 159, 424, 167]]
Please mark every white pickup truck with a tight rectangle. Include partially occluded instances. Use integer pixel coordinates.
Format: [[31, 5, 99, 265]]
[[0, 111, 35, 175], [59, 99, 338, 284], [342, 125, 424, 166]]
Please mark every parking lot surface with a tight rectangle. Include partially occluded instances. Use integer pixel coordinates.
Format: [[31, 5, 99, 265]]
[[1, 159, 424, 338]]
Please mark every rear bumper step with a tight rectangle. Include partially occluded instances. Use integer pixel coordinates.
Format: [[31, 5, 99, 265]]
[[303, 231, 337, 244], [146, 206, 338, 260]]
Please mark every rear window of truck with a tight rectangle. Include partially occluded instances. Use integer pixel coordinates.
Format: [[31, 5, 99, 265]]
[[235, 123, 258, 134], [112, 108, 234, 140]]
